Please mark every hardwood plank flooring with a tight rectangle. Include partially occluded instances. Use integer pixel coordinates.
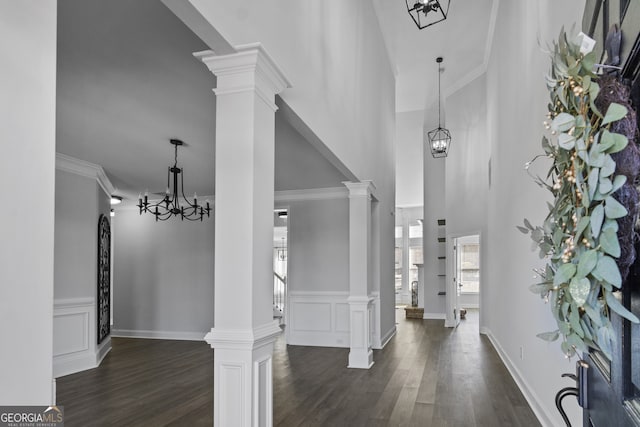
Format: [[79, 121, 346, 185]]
[[56, 309, 540, 426]]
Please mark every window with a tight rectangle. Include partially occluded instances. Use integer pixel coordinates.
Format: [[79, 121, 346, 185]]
[[460, 243, 479, 293]]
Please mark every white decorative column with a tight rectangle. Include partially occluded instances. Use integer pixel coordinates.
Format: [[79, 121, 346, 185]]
[[343, 181, 376, 369], [196, 44, 290, 427]]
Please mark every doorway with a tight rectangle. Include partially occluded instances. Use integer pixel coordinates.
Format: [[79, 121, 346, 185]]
[[447, 234, 480, 329], [274, 209, 288, 326]]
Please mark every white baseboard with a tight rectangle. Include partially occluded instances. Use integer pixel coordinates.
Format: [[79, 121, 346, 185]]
[[423, 312, 446, 320], [111, 328, 206, 341], [54, 350, 99, 378], [377, 326, 396, 349], [483, 327, 554, 427], [460, 303, 480, 309]]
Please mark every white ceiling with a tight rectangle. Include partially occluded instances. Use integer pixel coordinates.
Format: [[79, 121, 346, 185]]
[[372, 0, 496, 114], [56, 0, 495, 204]]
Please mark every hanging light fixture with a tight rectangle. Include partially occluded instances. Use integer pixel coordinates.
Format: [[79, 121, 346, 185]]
[[137, 139, 211, 221], [427, 57, 451, 158], [406, 0, 450, 30]]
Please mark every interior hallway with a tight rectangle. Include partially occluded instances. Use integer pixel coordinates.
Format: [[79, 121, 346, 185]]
[[57, 309, 540, 426]]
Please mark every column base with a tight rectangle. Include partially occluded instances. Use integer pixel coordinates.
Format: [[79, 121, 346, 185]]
[[348, 348, 374, 369], [204, 321, 282, 427]]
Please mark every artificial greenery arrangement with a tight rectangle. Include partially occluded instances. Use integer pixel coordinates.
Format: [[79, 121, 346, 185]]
[[519, 29, 640, 359]]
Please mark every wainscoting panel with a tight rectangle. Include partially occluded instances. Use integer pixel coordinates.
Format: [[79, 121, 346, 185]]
[[288, 291, 350, 348], [53, 298, 111, 378]]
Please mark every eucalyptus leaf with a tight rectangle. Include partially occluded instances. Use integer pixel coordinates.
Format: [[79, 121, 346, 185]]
[[611, 175, 627, 193], [589, 149, 605, 167], [598, 130, 614, 152], [575, 216, 590, 241], [567, 332, 587, 351], [599, 176, 612, 194], [576, 250, 597, 277], [600, 228, 621, 257], [584, 304, 603, 327], [590, 204, 604, 238], [524, 218, 533, 229], [552, 113, 576, 132], [559, 321, 571, 335], [569, 277, 590, 307], [529, 283, 551, 294], [600, 155, 616, 177], [605, 291, 640, 323], [554, 263, 577, 285], [596, 256, 622, 288], [602, 103, 628, 126], [537, 330, 560, 341], [570, 307, 584, 337], [604, 196, 628, 219], [609, 132, 629, 154], [597, 326, 613, 359], [602, 219, 619, 233], [581, 318, 594, 341], [558, 133, 576, 150], [517, 225, 529, 234], [588, 168, 599, 200]]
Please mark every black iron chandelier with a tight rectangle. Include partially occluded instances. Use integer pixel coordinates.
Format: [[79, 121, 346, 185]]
[[137, 139, 211, 221], [427, 57, 451, 158], [406, 0, 450, 30]]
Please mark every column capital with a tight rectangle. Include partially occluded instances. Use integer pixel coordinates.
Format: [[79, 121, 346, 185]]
[[342, 180, 376, 199], [194, 43, 291, 107]]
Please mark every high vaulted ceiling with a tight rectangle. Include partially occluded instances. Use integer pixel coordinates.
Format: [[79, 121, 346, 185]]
[[372, 0, 496, 114], [56, 0, 496, 204]]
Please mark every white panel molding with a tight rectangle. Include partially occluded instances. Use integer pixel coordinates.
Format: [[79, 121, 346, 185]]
[[56, 153, 115, 197], [423, 312, 446, 320], [111, 328, 208, 341], [483, 327, 553, 427], [275, 187, 348, 202], [53, 298, 111, 378], [288, 291, 350, 348]]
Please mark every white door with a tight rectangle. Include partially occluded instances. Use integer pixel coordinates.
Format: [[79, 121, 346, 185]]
[[445, 237, 461, 327]]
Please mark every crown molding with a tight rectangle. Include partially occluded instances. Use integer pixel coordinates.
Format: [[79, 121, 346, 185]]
[[56, 153, 116, 197], [445, 0, 499, 99]]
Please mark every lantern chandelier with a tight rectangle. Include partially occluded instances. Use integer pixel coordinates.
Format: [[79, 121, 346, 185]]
[[427, 57, 451, 158], [138, 139, 211, 221], [406, 0, 450, 30]]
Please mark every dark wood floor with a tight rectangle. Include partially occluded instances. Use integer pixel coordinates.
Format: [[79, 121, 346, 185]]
[[57, 309, 540, 426]]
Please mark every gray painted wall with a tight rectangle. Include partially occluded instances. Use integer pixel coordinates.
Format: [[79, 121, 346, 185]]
[[112, 208, 214, 335], [287, 198, 349, 293], [54, 170, 101, 299]]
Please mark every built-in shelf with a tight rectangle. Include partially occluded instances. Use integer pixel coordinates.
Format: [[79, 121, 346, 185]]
[[437, 256, 446, 260], [437, 237, 446, 243], [437, 291, 446, 296], [437, 219, 446, 226], [437, 274, 446, 277]]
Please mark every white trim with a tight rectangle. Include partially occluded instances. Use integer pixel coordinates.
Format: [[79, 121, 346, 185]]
[[275, 187, 348, 202], [204, 321, 282, 350], [459, 303, 480, 309], [483, 327, 553, 427], [378, 326, 396, 349], [288, 291, 350, 348], [423, 312, 446, 320], [53, 297, 111, 378], [56, 153, 116, 197], [444, 0, 499, 99], [111, 329, 207, 341]]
